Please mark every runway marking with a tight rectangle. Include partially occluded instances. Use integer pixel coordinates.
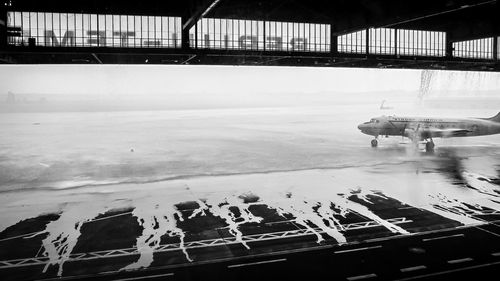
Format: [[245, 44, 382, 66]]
[[447, 257, 473, 264], [0, 211, 133, 242], [111, 272, 174, 281], [88, 211, 133, 223], [400, 265, 427, 272], [346, 273, 377, 280], [395, 261, 500, 281], [227, 258, 287, 268], [0, 231, 42, 242], [474, 226, 500, 238], [422, 233, 464, 242], [334, 245, 382, 254]]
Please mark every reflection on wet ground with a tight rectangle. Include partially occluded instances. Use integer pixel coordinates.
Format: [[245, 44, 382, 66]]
[[1, 145, 500, 280]]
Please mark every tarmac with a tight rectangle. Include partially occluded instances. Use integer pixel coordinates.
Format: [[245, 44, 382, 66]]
[[1, 178, 500, 280]]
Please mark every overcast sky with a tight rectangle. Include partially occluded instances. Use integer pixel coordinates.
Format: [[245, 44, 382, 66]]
[[1, 65, 498, 97]]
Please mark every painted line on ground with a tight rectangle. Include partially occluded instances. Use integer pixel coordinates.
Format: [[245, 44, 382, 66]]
[[447, 257, 473, 264], [395, 261, 500, 281], [492, 252, 500, 257], [111, 272, 174, 281], [400, 265, 427, 272], [422, 233, 464, 242], [363, 225, 469, 244], [227, 258, 287, 268], [474, 226, 500, 238], [334, 245, 382, 254], [346, 273, 377, 280]]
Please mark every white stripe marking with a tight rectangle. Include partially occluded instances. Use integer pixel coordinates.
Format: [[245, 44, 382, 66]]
[[395, 261, 500, 281], [346, 273, 377, 280], [112, 272, 174, 281], [447, 257, 473, 264], [227, 258, 287, 268], [475, 226, 500, 238], [422, 233, 464, 242], [334, 245, 382, 254], [400, 265, 427, 272], [492, 252, 500, 257]]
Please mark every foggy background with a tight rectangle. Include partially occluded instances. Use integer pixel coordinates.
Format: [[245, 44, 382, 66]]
[[1, 65, 500, 192], [1, 65, 500, 112]]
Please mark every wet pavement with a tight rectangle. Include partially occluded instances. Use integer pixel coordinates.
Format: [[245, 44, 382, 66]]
[[1, 108, 500, 280], [1, 152, 500, 280]]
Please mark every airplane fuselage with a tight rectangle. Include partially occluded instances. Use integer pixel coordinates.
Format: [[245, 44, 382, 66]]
[[358, 115, 500, 140]]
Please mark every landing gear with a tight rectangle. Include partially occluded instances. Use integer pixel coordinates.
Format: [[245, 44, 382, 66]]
[[425, 139, 435, 152], [371, 139, 378, 147]]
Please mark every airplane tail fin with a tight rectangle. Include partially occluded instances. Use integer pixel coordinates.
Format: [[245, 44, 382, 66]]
[[486, 112, 500, 122]]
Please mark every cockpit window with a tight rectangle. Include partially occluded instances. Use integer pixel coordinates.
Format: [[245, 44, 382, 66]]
[[370, 119, 379, 123]]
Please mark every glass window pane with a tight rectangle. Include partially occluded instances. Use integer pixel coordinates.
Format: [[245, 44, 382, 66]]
[[112, 15, 120, 47], [7, 11, 13, 27], [22, 12, 30, 39], [155, 17, 161, 47], [97, 14, 106, 47], [29, 12, 37, 41], [141, 16, 148, 47], [127, 15, 135, 47], [165, 16, 175, 48], [52, 13, 60, 44], [118, 15, 126, 47], [134, 15, 141, 47], [64, 13, 75, 47], [148, 16, 155, 47]]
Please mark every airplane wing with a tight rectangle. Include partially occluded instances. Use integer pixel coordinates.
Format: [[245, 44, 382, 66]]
[[423, 128, 471, 138], [404, 126, 471, 140]]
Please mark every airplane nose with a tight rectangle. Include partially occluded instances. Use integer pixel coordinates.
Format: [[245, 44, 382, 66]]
[[357, 124, 364, 130]]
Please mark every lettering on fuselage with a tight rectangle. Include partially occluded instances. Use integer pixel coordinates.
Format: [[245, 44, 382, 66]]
[[391, 117, 445, 123]]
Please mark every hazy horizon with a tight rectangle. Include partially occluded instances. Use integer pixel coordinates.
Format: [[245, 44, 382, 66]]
[[1, 65, 500, 113]]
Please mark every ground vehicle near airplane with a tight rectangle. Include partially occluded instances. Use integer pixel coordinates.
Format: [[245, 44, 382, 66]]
[[358, 112, 500, 151]]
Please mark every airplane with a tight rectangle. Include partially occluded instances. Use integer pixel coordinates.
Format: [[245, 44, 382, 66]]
[[357, 112, 500, 151]]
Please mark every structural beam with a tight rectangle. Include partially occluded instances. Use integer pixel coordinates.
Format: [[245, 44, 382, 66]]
[[381, 0, 497, 29], [183, 0, 223, 31], [91, 53, 103, 64], [181, 0, 223, 49]]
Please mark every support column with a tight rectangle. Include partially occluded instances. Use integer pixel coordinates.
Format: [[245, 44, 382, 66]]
[[394, 28, 398, 57], [365, 28, 370, 55], [445, 32, 453, 58], [263, 21, 266, 52], [331, 26, 338, 55], [493, 36, 498, 60], [194, 20, 198, 49], [181, 16, 191, 49]]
